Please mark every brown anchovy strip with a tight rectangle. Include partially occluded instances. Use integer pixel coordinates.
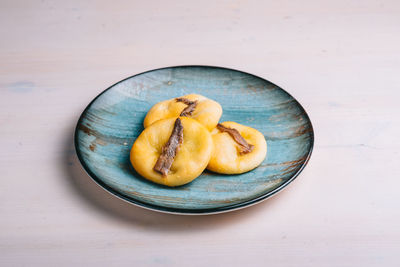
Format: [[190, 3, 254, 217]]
[[153, 118, 184, 176], [176, 97, 198, 117], [217, 124, 254, 154]]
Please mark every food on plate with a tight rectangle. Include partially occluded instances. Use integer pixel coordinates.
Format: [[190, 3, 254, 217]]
[[130, 117, 213, 187], [131, 93, 267, 186], [207, 122, 267, 174], [143, 94, 222, 131]]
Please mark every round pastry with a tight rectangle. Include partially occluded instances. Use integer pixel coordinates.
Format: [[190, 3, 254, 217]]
[[143, 94, 222, 131], [207, 122, 267, 174], [130, 117, 213, 187]]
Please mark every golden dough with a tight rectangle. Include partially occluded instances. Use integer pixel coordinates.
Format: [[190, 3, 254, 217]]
[[143, 94, 222, 131], [207, 122, 267, 174], [130, 117, 213, 187]]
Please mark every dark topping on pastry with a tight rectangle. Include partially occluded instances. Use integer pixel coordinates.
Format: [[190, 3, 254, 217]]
[[153, 118, 184, 176], [176, 97, 198, 117], [217, 124, 254, 154]]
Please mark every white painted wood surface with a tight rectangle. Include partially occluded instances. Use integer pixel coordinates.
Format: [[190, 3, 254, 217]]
[[1, 0, 399, 266]]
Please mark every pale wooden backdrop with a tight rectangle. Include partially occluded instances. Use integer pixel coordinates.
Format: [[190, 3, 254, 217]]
[[1, 0, 399, 266]]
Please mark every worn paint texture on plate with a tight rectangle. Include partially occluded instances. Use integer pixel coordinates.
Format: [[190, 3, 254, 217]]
[[75, 66, 314, 214]]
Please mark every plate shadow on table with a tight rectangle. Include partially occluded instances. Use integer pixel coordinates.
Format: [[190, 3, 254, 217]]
[[61, 122, 288, 232]]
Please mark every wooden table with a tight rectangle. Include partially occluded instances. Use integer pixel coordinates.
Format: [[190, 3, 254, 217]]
[[1, 1, 399, 266]]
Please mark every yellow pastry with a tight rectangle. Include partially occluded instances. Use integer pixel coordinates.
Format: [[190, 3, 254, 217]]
[[143, 94, 222, 131], [207, 122, 267, 174], [130, 117, 213, 187]]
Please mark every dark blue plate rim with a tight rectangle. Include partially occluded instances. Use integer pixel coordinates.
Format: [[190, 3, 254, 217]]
[[74, 65, 314, 215]]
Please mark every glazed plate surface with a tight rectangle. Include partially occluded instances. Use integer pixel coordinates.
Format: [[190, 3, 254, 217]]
[[75, 66, 314, 214]]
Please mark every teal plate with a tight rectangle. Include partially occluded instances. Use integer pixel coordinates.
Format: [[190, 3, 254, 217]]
[[74, 66, 314, 214]]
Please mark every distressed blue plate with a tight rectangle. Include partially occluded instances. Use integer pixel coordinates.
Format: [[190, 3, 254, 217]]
[[74, 66, 314, 214]]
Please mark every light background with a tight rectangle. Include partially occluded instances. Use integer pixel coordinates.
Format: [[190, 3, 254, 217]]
[[1, 0, 399, 266]]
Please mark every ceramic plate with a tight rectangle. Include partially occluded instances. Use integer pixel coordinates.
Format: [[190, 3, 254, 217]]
[[74, 66, 314, 214]]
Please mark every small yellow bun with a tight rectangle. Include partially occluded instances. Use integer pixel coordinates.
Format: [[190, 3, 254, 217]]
[[130, 117, 213, 187], [207, 122, 267, 174], [143, 94, 222, 131]]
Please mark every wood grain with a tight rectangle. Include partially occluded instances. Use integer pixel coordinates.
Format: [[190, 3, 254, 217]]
[[1, 0, 400, 266]]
